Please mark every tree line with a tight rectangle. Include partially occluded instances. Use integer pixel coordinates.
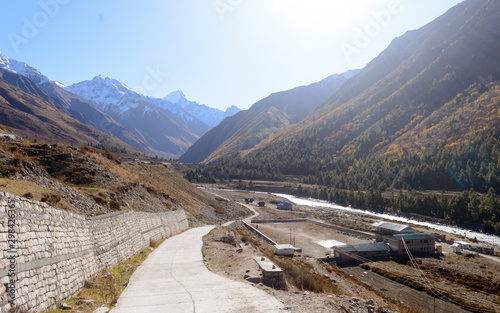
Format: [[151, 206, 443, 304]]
[[185, 122, 500, 234]]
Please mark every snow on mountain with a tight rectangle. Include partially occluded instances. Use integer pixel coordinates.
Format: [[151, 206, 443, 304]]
[[68, 77, 240, 129], [163, 90, 187, 105], [163, 90, 241, 128], [0, 51, 64, 86], [66, 76, 140, 114]]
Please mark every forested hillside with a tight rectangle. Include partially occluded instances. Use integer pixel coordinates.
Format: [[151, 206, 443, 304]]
[[179, 70, 359, 164], [185, 0, 500, 233]]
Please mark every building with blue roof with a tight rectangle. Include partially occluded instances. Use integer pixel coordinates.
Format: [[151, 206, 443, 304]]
[[276, 201, 293, 210]]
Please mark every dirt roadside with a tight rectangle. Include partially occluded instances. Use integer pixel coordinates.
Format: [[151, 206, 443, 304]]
[[203, 189, 500, 313], [202, 225, 396, 313]]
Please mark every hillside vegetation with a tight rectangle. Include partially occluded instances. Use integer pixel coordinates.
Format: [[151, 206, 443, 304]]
[[180, 70, 359, 164], [185, 0, 500, 233], [0, 69, 143, 154], [0, 132, 247, 224]]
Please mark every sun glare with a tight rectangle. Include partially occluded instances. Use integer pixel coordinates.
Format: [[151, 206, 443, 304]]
[[277, 0, 382, 24]]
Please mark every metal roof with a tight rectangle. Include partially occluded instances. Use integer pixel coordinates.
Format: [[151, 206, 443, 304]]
[[372, 221, 415, 233], [391, 233, 437, 241], [335, 242, 390, 252]]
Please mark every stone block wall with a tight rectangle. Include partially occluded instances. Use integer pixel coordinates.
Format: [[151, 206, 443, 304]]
[[0, 192, 188, 313]]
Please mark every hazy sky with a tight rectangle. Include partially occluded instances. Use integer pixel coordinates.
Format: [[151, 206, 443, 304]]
[[0, 0, 463, 110]]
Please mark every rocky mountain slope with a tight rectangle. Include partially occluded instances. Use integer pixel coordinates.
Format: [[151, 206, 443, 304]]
[[186, 0, 500, 232], [1, 51, 240, 159], [194, 0, 500, 182], [180, 69, 359, 164], [0, 52, 148, 152], [0, 131, 248, 224], [0, 68, 141, 153], [66, 76, 240, 158]]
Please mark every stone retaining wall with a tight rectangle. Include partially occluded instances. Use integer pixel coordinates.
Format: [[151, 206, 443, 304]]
[[0, 191, 189, 313]]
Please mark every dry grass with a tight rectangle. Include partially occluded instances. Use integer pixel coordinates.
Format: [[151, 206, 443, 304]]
[[367, 266, 496, 312], [85, 151, 141, 184], [273, 257, 340, 294], [0, 178, 54, 201], [124, 163, 208, 217], [79, 149, 210, 218]]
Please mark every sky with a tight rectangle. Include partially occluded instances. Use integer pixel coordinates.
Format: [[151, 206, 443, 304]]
[[0, 0, 463, 111]]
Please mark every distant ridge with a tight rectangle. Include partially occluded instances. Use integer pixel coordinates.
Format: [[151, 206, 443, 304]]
[[0, 68, 141, 152], [180, 69, 360, 164], [190, 0, 500, 192], [67, 77, 240, 158]]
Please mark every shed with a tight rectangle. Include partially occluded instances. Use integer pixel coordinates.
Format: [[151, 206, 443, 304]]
[[435, 244, 443, 254], [274, 244, 295, 256], [454, 241, 471, 250], [276, 201, 293, 210], [451, 243, 462, 253]]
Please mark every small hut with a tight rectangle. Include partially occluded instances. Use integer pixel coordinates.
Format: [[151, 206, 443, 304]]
[[274, 244, 295, 256], [276, 201, 293, 210]]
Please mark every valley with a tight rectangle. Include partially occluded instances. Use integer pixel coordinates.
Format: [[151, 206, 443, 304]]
[[0, 0, 499, 312], [202, 188, 500, 313], [185, 0, 500, 236]]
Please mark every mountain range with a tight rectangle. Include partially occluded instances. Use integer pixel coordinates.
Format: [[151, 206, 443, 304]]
[[0, 52, 240, 158], [184, 0, 500, 233], [180, 69, 360, 164], [187, 0, 500, 192], [0, 67, 141, 153]]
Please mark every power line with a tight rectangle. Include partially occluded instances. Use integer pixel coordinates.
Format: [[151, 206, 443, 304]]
[[401, 239, 499, 312], [333, 243, 499, 312]]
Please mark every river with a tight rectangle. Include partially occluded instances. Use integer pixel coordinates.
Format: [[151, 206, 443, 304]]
[[203, 186, 500, 247], [270, 193, 500, 247]]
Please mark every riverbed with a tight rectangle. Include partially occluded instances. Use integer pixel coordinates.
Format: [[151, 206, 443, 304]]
[[201, 186, 500, 247], [272, 193, 500, 247]]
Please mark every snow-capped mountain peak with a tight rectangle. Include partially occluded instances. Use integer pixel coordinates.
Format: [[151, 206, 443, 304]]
[[66, 75, 137, 110], [164, 90, 187, 105], [90, 75, 131, 95], [225, 105, 240, 115], [160, 90, 240, 127], [0, 51, 52, 85]]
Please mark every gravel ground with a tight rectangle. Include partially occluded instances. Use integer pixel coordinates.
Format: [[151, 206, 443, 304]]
[[202, 226, 396, 313], [205, 189, 500, 313]]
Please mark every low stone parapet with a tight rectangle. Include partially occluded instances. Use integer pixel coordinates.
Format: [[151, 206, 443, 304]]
[[253, 257, 287, 291]]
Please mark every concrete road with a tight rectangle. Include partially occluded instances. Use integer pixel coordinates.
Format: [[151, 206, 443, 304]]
[[111, 226, 284, 313]]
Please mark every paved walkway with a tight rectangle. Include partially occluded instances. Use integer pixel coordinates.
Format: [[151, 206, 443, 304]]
[[110, 225, 284, 313]]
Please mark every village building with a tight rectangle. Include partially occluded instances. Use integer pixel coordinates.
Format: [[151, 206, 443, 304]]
[[372, 221, 416, 241], [333, 242, 391, 264], [454, 241, 471, 250], [386, 233, 437, 255], [276, 201, 293, 210]]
